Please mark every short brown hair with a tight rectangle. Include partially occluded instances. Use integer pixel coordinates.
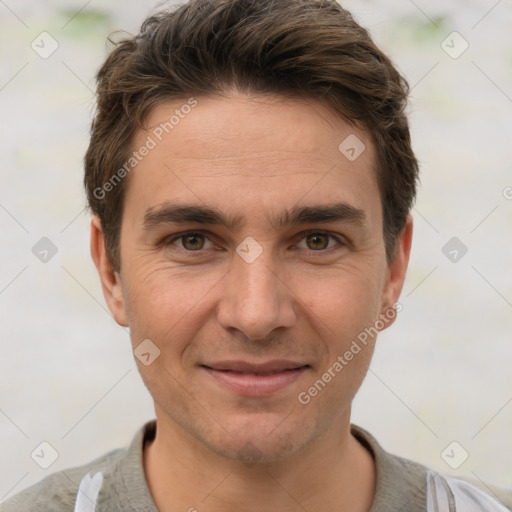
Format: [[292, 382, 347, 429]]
[[84, 0, 419, 270]]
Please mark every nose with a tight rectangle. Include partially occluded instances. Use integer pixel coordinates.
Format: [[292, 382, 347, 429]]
[[216, 247, 297, 341]]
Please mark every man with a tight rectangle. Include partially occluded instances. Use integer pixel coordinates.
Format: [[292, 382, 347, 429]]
[[3, 0, 511, 510]]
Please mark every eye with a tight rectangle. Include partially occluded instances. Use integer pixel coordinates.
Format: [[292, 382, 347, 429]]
[[164, 230, 345, 255], [167, 231, 215, 251], [295, 231, 344, 252]]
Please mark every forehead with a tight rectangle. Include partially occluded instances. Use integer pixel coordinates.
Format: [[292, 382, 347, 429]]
[[140, 92, 370, 163], [125, 92, 380, 227]]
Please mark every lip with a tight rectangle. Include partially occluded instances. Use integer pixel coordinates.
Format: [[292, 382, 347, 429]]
[[203, 359, 308, 374], [201, 360, 310, 396]]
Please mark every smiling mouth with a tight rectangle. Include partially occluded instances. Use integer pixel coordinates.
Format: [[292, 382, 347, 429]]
[[203, 367, 309, 375], [201, 364, 310, 396]]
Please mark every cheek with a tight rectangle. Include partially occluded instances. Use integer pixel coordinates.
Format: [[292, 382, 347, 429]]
[[295, 273, 380, 415], [294, 264, 383, 338], [121, 261, 224, 342]]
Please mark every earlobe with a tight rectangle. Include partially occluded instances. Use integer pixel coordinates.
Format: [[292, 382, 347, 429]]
[[90, 216, 128, 327], [379, 215, 413, 322]]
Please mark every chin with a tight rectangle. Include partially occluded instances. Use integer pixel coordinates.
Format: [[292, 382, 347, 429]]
[[208, 435, 302, 465], [202, 412, 317, 465]]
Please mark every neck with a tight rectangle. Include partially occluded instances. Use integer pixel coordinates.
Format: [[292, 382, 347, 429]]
[[143, 412, 376, 512]]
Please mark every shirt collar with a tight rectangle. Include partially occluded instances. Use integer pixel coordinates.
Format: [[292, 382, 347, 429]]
[[98, 420, 428, 511], [351, 424, 427, 512]]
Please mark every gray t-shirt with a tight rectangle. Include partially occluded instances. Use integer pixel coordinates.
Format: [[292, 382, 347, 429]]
[[2, 420, 511, 511]]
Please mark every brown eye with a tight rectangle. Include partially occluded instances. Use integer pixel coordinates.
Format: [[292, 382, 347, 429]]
[[166, 231, 213, 252], [181, 233, 205, 250], [306, 233, 330, 250], [295, 231, 344, 254]]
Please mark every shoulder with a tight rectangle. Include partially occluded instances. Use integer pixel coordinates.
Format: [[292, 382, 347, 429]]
[[389, 452, 512, 511], [351, 424, 512, 511], [1, 447, 125, 512], [427, 471, 512, 511]]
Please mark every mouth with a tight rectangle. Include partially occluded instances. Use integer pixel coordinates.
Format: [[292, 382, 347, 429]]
[[200, 360, 310, 396]]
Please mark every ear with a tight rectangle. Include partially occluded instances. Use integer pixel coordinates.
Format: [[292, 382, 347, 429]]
[[378, 214, 413, 326], [90, 216, 128, 327]]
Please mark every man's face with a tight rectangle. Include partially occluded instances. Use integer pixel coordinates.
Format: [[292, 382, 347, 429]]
[[95, 92, 410, 463]]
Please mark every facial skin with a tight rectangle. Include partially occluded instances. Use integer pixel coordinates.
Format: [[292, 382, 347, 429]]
[[91, 91, 412, 512]]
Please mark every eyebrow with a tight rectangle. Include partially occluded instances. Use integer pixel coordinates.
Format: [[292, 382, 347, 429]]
[[142, 202, 367, 231]]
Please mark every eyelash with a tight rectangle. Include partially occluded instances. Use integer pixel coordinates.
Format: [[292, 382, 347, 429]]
[[164, 230, 346, 255]]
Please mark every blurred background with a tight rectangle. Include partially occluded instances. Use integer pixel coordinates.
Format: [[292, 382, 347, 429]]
[[1, 0, 511, 501]]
